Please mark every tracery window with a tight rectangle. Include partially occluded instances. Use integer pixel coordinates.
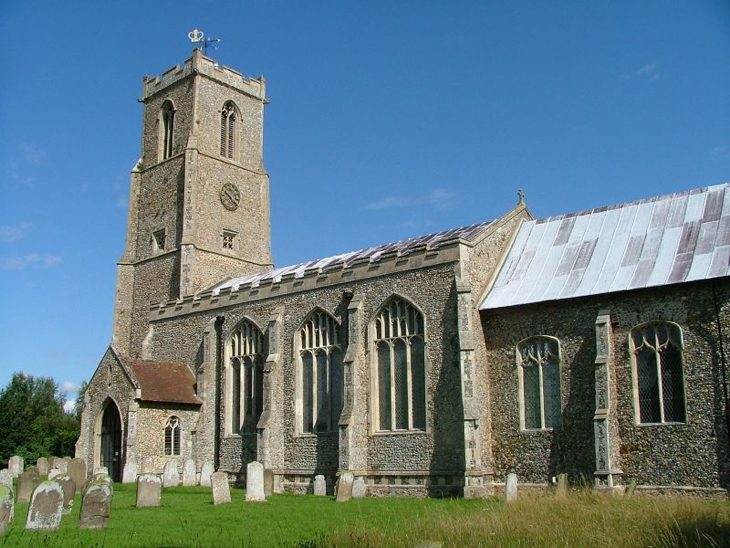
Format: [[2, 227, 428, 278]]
[[160, 100, 175, 160], [518, 337, 561, 430], [228, 320, 265, 434], [631, 322, 686, 424], [220, 102, 237, 160], [373, 298, 426, 431], [297, 311, 343, 433], [164, 416, 181, 456]]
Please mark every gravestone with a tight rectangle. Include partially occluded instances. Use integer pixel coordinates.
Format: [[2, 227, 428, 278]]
[[163, 462, 179, 488], [68, 458, 87, 491], [79, 475, 112, 529], [335, 472, 354, 502], [36, 457, 49, 476], [211, 472, 231, 505], [313, 475, 326, 496], [8, 456, 23, 478], [626, 480, 637, 496], [25, 466, 40, 479], [25, 481, 63, 531], [55, 475, 76, 515], [182, 459, 197, 486], [122, 462, 138, 484], [264, 468, 274, 497], [555, 473, 568, 498], [93, 466, 109, 476], [136, 474, 162, 508], [0, 469, 11, 489], [505, 473, 518, 502], [17, 471, 39, 503], [246, 461, 265, 502], [200, 461, 214, 487], [0, 485, 14, 536], [54, 459, 68, 474], [48, 469, 63, 480], [352, 477, 366, 499]]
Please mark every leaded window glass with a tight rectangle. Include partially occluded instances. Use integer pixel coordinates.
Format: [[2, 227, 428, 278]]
[[518, 337, 561, 430], [161, 101, 174, 160], [228, 320, 265, 434], [164, 416, 181, 456], [220, 102, 237, 160]]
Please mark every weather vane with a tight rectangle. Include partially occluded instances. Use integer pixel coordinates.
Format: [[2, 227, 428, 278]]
[[188, 29, 221, 55]]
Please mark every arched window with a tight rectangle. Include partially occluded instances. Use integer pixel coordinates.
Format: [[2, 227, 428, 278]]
[[164, 416, 181, 456], [160, 101, 175, 160], [517, 337, 561, 430], [297, 310, 343, 433], [631, 322, 686, 424], [373, 298, 426, 431], [220, 102, 237, 160], [228, 320, 265, 434]]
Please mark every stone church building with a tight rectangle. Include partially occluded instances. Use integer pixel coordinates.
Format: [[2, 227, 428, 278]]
[[76, 49, 730, 498]]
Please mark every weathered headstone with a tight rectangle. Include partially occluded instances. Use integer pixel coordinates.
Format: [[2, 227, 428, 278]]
[[25, 466, 40, 479], [122, 462, 138, 484], [48, 469, 63, 480], [0, 469, 11, 489], [54, 459, 68, 474], [68, 458, 87, 491], [626, 479, 637, 496], [352, 477, 366, 499], [555, 473, 568, 498], [211, 472, 231, 505], [182, 459, 197, 486], [264, 468, 274, 497], [136, 474, 162, 508], [25, 481, 63, 531], [163, 461, 179, 488], [55, 475, 76, 515], [246, 461, 265, 502], [93, 466, 109, 476], [17, 471, 39, 503], [8, 456, 23, 478], [200, 461, 214, 487], [335, 472, 354, 502], [313, 475, 326, 496], [79, 475, 112, 530], [0, 485, 14, 536], [505, 473, 518, 502], [36, 457, 49, 476]]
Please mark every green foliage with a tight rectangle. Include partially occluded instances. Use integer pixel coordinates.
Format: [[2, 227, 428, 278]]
[[0, 373, 80, 466]]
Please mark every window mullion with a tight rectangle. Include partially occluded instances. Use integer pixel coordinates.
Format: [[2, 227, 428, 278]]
[[655, 348, 666, 422], [312, 350, 318, 430], [389, 340, 396, 430], [538, 361, 546, 429], [326, 349, 332, 431], [406, 338, 414, 430]]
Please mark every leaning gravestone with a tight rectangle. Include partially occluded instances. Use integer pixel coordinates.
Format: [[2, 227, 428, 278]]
[[200, 461, 214, 487], [48, 469, 63, 480], [8, 456, 24, 478], [0, 470, 11, 490], [25, 481, 63, 531], [54, 459, 68, 474], [264, 468, 274, 497], [245, 461, 266, 502], [313, 475, 326, 496], [163, 462, 179, 488], [0, 485, 14, 536], [68, 458, 87, 491], [17, 471, 39, 503], [136, 474, 162, 508], [79, 475, 112, 530], [93, 466, 108, 476], [211, 472, 231, 505], [555, 473, 568, 498], [122, 462, 138, 484], [352, 477, 366, 499], [335, 472, 354, 502], [182, 459, 197, 486], [55, 475, 76, 515], [36, 458, 49, 476], [505, 473, 518, 502]]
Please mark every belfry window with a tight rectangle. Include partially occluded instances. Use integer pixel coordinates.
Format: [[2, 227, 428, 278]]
[[220, 102, 237, 160], [160, 101, 175, 160], [222, 230, 236, 251], [164, 416, 181, 456], [153, 229, 166, 253], [373, 298, 426, 432], [297, 311, 343, 434], [228, 320, 265, 434], [631, 322, 686, 424], [518, 337, 561, 430]]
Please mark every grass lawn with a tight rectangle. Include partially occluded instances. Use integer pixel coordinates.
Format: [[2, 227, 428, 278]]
[[2, 483, 729, 547]]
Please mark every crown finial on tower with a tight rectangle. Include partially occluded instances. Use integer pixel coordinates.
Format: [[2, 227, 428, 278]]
[[188, 29, 220, 55]]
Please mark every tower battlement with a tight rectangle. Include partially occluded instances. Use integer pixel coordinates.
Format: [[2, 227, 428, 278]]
[[142, 50, 267, 102]]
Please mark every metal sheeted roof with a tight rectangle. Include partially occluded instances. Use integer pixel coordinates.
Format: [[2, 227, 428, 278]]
[[480, 183, 730, 310], [210, 220, 495, 295]]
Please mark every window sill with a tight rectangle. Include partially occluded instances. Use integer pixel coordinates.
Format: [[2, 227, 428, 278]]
[[520, 428, 557, 433], [371, 429, 427, 437], [636, 421, 687, 427], [295, 431, 338, 438]]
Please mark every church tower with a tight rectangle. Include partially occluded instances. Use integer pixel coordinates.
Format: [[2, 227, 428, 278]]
[[112, 48, 273, 357]]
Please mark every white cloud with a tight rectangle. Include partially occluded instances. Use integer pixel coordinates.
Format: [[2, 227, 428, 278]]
[[20, 142, 47, 165], [0, 253, 62, 270], [63, 400, 75, 413], [363, 188, 457, 211], [620, 63, 660, 81], [711, 145, 729, 159], [60, 381, 81, 395], [0, 223, 32, 242]]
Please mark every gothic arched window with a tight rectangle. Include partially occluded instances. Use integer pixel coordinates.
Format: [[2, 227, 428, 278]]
[[297, 310, 343, 434], [220, 102, 238, 160], [631, 321, 686, 424], [517, 336, 561, 430], [373, 298, 426, 431], [164, 416, 181, 456], [160, 100, 175, 160], [228, 320, 265, 434]]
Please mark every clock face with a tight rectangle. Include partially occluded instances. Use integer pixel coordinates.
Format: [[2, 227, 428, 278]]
[[220, 183, 241, 211]]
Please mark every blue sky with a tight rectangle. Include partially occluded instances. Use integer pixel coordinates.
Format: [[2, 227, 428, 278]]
[[1, 1, 729, 408]]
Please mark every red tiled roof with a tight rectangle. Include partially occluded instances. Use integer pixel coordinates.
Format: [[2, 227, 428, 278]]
[[130, 360, 201, 405]]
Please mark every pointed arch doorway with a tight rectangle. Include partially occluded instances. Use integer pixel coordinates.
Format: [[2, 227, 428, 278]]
[[99, 399, 123, 482]]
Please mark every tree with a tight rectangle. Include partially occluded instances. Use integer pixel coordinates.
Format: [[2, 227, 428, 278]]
[[0, 373, 81, 467]]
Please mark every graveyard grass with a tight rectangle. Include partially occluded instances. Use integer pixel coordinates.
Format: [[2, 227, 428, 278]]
[[2, 483, 730, 547]]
